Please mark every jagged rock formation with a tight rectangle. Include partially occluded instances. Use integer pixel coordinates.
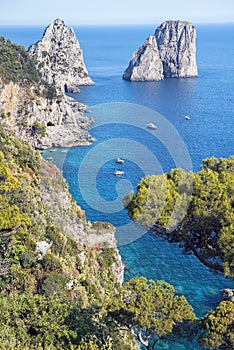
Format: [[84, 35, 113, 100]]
[[28, 18, 94, 93], [0, 80, 93, 149], [123, 20, 198, 81], [222, 289, 234, 302], [123, 36, 163, 81]]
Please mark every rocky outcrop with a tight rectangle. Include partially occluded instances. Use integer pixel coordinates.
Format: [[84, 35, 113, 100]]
[[123, 20, 198, 81], [222, 289, 234, 302], [123, 36, 163, 81], [28, 18, 94, 93], [36, 241, 53, 259], [0, 80, 93, 149]]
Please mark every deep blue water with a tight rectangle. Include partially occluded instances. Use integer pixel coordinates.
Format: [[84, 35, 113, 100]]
[[1, 24, 234, 349]]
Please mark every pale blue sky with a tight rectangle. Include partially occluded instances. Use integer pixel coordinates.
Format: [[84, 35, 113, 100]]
[[0, 0, 233, 25]]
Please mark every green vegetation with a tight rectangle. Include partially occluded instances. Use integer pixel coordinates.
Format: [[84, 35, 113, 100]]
[[0, 36, 57, 100], [32, 120, 46, 137], [0, 126, 233, 349], [125, 156, 234, 278], [199, 301, 234, 349], [0, 126, 136, 349], [0, 32, 233, 348], [109, 277, 197, 350], [0, 36, 40, 85]]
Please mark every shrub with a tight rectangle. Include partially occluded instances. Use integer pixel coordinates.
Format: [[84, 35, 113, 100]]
[[32, 120, 46, 137], [42, 253, 62, 272]]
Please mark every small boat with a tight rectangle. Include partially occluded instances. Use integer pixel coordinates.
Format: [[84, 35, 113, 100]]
[[147, 123, 157, 129], [46, 157, 53, 161], [115, 157, 124, 164], [49, 149, 56, 152], [185, 115, 191, 120], [114, 170, 124, 176]]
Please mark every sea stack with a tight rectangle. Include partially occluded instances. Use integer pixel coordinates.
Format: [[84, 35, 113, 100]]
[[123, 20, 198, 81], [28, 18, 94, 93]]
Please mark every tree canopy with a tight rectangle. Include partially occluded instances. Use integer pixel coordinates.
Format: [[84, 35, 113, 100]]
[[125, 157, 234, 277], [109, 277, 197, 349], [0, 36, 57, 99], [199, 300, 234, 349]]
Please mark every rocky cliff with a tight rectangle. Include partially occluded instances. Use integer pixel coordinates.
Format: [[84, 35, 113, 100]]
[[123, 20, 198, 81], [123, 35, 163, 81], [0, 79, 93, 149], [28, 18, 94, 93], [0, 31, 93, 149], [39, 159, 124, 284]]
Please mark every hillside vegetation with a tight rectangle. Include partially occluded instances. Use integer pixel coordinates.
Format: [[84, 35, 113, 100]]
[[0, 127, 137, 349], [0, 36, 56, 99]]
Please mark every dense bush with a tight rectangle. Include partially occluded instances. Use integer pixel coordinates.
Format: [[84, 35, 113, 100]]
[[0, 36, 57, 100], [125, 156, 234, 278]]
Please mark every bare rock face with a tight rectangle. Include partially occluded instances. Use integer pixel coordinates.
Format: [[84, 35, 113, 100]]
[[0, 81, 93, 149], [155, 20, 198, 78], [123, 36, 163, 81], [123, 20, 198, 81], [222, 289, 234, 302], [28, 18, 94, 92]]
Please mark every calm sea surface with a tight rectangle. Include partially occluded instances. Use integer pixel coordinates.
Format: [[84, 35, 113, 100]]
[[1, 24, 234, 349]]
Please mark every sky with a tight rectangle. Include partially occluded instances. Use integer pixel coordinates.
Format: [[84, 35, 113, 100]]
[[0, 0, 234, 25]]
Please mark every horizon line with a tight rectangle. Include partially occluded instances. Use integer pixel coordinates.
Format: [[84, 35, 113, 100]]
[[0, 21, 234, 27]]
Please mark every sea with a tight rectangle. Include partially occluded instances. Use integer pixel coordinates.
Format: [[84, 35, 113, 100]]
[[1, 23, 234, 349]]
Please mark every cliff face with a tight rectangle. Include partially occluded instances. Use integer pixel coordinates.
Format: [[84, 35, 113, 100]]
[[0, 27, 94, 149], [0, 127, 124, 289], [123, 36, 163, 81], [155, 20, 198, 78], [0, 80, 93, 149], [123, 20, 198, 81], [28, 18, 94, 93], [39, 159, 124, 284]]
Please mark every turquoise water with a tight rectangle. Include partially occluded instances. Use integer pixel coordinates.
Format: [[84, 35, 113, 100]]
[[2, 24, 234, 349]]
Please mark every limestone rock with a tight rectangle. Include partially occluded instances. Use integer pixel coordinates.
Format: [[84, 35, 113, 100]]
[[123, 36, 163, 81], [123, 20, 198, 81], [112, 249, 124, 285], [0, 81, 93, 149], [155, 20, 198, 78], [222, 288, 234, 302], [28, 18, 94, 92], [36, 241, 53, 259]]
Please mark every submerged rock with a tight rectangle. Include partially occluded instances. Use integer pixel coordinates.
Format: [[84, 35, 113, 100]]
[[123, 20, 198, 81], [28, 18, 94, 92]]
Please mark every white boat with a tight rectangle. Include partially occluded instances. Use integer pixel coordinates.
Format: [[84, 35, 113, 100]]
[[114, 170, 124, 176], [185, 115, 191, 120], [49, 149, 56, 152], [115, 157, 124, 164], [147, 123, 157, 129]]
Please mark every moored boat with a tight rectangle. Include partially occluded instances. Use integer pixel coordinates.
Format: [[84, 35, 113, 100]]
[[147, 123, 157, 129], [114, 170, 124, 176], [115, 157, 124, 164]]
